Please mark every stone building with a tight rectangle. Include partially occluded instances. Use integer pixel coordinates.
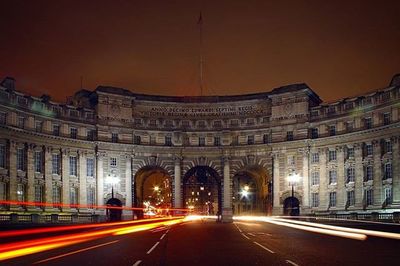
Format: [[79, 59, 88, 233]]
[[0, 74, 399, 221]]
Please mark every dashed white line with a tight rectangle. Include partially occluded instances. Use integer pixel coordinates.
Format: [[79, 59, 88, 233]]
[[234, 223, 243, 232], [146, 242, 160, 254], [160, 233, 167, 240], [248, 233, 256, 237], [132, 260, 142, 266], [242, 233, 250, 240], [253, 241, 275, 253], [286, 259, 299, 266]]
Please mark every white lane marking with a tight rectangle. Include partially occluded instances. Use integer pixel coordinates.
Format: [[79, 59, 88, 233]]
[[234, 223, 243, 232], [286, 259, 299, 266], [160, 233, 166, 240], [146, 242, 160, 254], [241, 233, 250, 240], [133, 260, 142, 266], [248, 233, 256, 237], [253, 241, 275, 253]]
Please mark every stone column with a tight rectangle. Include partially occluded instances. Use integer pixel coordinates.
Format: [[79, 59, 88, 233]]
[[222, 156, 233, 222], [337, 146, 345, 209], [173, 156, 182, 208], [9, 141, 17, 202], [302, 149, 310, 208], [61, 149, 70, 211], [44, 146, 53, 210], [96, 153, 104, 207], [125, 155, 132, 208], [27, 144, 35, 205], [319, 149, 328, 209], [392, 137, 400, 203], [272, 153, 280, 214], [79, 151, 87, 208], [354, 144, 363, 207], [373, 141, 382, 206]]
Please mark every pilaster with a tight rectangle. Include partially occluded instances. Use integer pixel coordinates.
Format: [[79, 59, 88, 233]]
[[61, 149, 70, 211], [337, 146, 345, 209], [272, 152, 280, 212], [222, 156, 232, 222], [373, 141, 382, 206], [44, 146, 53, 209], [173, 156, 182, 208], [96, 153, 104, 207], [319, 149, 327, 209], [79, 150, 87, 207], [9, 141, 17, 201], [302, 148, 310, 208], [354, 144, 363, 207], [27, 144, 35, 204], [392, 137, 400, 203]]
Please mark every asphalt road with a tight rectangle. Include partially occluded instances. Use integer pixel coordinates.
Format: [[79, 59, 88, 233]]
[[3, 218, 400, 266]]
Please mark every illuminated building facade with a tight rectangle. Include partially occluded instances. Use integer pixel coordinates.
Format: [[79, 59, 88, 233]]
[[0, 74, 399, 221]]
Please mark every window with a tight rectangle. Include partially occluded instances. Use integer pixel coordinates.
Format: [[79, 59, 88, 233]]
[[385, 140, 392, 153], [346, 121, 354, 132], [347, 190, 355, 206], [52, 154, 60, 175], [69, 110, 78, 117], [110, 157, 117, 167], [17, 183, 25, 202], [213, 120, 222, 128], [0, 112, 6, 125], [53, 124, 60, 136], [364, 165, 373, 181], [327, 106, 336, 115], [87, 187, 95, 208], [34, 185, 43, 204], [111, 133, 118, 143], [263, 134, 269, 144], [384, 163, 392, 180], [329, 192, 336, 207], [329, 125, 336, 136], [311, 153, 319, 163], [384, 187, 392, 204], [329, 170, 337, 184], [344, 102, 353, 110], [87, 158, 94, 177], [52, 185, 61, 207], [365, 144, 373, 157], [149, 119, 157, 127], [288, 155, 295, 166], [134, 118, 143, 126], [346, 167, 355, 183], [383, 113, 391, 125], [165, 120, 173, 128], [247, 135, 254, 145], [328, 150, 337, 161], [364, 117, 372, 129], [310, 128, 318, 139], [133, 135, 141, 145], [199, 136, 205, 147], [366, 189, 373, 206], [70, 187, 78, 206], [347, 147, 354, 159], [0, 144, 5, 168], [69, 156, 77, 176], [87, 129, 95, 141], [311, 171, 320, 185], [181, 120, 190, 128], [230, 119, 239, 126], [35, 121, 42, 133], [69, 127, 78, 139], [214, 136, 221, 146], [247, 118, 255, 125], [0, 182, 6, 201], [16, 148, 26, 171], [165, 135, 172, 146], [286, 131, 294, 141], [34, 151, 43, 173], [18, 116, 25, 128], [311, 193, 319, 207]]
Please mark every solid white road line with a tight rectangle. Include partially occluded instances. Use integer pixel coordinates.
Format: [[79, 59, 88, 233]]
[[248, 233, 256, 237], [160, 233, 166, 240], [253, 241, 275, 254], [132, 260, 142, 266], [146, 242, 160, 254], [286, 259, 300, 266], [242, 233, 250, 240]]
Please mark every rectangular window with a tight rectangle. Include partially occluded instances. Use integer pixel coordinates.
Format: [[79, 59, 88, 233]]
[[247, 135, 254, 145], [134, 118, 143, 126], [111, 133, 118, 143], [52, 154, 60, 175], [0, 182, 6, 201], [311, 171, 320, 185], [383, 113, 391, 125], [87, 158, 94, 177], [230, 119, 239, 126], [133, 135, 141, 145], [110, 157, 117, 167], [347, 147, 354, 159], [87, 129, 95, 141], [214, 136, 221, 146], [16, 148, 25, 171], [311, 193, 319, 207], [310, 128, 318, 139], [34, 185, 43, 204], [384, 187, 392, 204], [87, 187, 95, 208], [165, 120, 173, 128], [346, 167, 355, 183], [346, 121, 354, 132], [34, 151, 43, 173], [384, 163, 392, 180], [0, 144, 5, 168], [328, 150, 337, 161], [329, 192, 337, 207], [311, 153, 319, 163], [385, 140, 392, 153], [17, 183, 25, 202], [329, 125, 336, 136], [364, 165, 373, 181], [199, 136, 205, 147], [52, 185, 61, 207], [364, 117, 372, 129], [35, 121, 42, 133], [165, 135, 172, 146], [69, 156, 77, 176], [53, 124, 60, 136], [213, 120, 222, 128], [366, 189, 373, 206], [70, 187, 78, 206], [263, 134, 269, 144], [327, 106, 336, 115], [18, 116, 25, 128], [286, 131, 294, 141], [0, 112, 6, 125], [347, 190, 355, 206], [329, 170, 337, 184], [70, 127, 77, 139], [365, 144, 373, 157], [149, 119, 157, 127]]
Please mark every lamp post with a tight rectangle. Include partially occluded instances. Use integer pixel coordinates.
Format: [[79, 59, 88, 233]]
[[287, 172, 300, 216], [105, 175, 119, 198]]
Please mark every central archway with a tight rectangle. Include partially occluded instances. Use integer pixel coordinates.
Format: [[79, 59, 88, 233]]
[[183, 166, 222, 215], [283, 197, 300, 216]]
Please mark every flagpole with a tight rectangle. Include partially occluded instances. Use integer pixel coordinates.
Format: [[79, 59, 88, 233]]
[[198, 12, 203, 96]]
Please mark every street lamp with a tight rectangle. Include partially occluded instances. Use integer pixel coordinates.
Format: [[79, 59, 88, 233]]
[[105, 175, 119, 198], [287, 172, 300, 215], [241, 185, 250, 198]]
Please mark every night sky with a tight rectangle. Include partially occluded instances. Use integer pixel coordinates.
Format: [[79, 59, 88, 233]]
[[1, 0, 399, 102]]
